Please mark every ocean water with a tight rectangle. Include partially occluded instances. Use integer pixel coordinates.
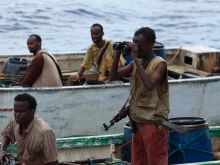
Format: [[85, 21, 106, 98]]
[[0, 0, 220, 55]]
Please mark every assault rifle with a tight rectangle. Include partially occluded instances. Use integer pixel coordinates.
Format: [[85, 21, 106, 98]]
[[103, 103, 129, 131], [103, 92, 193, 133], [103, 105, 194, 133]]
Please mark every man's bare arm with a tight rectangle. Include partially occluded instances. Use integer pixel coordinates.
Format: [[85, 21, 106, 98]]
[[110, 52, 133, 81], [1, 136, 10, 151], [77, 66, 85, 79]]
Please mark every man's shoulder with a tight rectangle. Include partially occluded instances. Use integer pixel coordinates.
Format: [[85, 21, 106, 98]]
[[87, 40, 114, 49], [152, 56, 166, 65], [106, 40, 115, 55], [36, 50, 56, 60], [34, 116, 54, 133], [106, 40, 114, 45], [5, 119, 16, 128], [32, 53, 44, 63], [87, 43, 96, 50]]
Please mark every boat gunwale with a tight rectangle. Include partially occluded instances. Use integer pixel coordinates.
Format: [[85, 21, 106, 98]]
[[2, 126, 220, 151], [1, 133, 124, 153], [1, 76, 220, 91], [168, 75, 220, 84], [0, 83, 130, 91]]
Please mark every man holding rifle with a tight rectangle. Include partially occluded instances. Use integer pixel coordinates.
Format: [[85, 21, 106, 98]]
[[110, 27, 169, 165]]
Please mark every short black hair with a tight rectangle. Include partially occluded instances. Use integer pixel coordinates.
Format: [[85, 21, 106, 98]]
[[134, 27, 156, 44], [91, 23, 103, 32], [29, 34, 42, 42], [14, 93, 37, 110]]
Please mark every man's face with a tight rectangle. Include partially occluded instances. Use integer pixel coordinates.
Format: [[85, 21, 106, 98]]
[[90, 26, 103, 44], [14, 101, 35, 125], [133, 34, 153, 58], [27, 36, 41, 54]]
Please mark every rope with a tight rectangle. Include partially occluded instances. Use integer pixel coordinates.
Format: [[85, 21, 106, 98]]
[[169, 129, 212, 162], [186, 147, 213, 155], [167, 47, 182, 65], [111, 140, 132, 156], [184, 130, 207, 147]]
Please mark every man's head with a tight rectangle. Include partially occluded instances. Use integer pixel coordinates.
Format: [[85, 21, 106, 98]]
[[133, 27, 156, 58], [90, 23, 104, 44], [14, 93, 37, 125], [27, 34, 42, 54]]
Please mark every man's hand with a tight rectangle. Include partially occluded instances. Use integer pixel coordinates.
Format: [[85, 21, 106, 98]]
[[75, 73, 81, 82], [0, 151, 7, 163], [127, 42, 138, 61], [115, 50, 121, 56], [212, 66, 220, 73]]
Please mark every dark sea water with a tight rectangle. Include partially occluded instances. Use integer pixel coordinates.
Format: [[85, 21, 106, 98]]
[[0, 0, 220, 55]]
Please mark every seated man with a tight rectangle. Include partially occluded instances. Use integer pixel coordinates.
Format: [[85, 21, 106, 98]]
[[66, 23, 116, 85], [0, 93, 58, 165], [212, 65, 220, 75], [22, 34, 63, 87]]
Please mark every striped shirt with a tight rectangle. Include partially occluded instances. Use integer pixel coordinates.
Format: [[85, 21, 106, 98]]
[[1, 116, 58, 164]]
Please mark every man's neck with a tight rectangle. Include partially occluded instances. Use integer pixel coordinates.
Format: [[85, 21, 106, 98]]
[[95, 40, 105, 49], [141, 52, 155, 68], [33, 49, 42, 56], [19, 119, 34, 135]]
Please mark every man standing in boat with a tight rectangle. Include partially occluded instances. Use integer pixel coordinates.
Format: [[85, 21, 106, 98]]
[[110, 27, 169, 165], [21, 34, 63, 87], [66, 23, 116, 85], [0, 93, 58, 165]]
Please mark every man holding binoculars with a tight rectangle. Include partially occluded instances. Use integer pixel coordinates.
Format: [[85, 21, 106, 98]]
[[110, 27, 169, 165]]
